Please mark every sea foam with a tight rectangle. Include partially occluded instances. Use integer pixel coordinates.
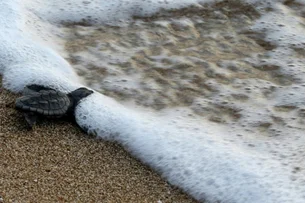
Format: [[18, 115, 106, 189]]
[[1, 0, 305, 202]]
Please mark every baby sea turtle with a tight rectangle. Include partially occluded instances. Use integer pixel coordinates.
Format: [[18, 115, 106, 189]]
[[15, 84, 94, 127]]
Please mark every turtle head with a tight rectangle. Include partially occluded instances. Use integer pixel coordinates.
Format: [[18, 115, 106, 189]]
[[69, 87, 94, 104]]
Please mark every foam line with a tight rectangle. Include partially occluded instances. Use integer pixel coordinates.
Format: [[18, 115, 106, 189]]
[[75, 93, 305, 202]]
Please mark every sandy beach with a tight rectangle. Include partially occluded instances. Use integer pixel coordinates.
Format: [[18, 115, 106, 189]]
[[0, 77, 197, 202]]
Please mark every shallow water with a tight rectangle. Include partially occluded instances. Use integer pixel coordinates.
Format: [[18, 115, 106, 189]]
[[64, 2, 305, 139], [1, 0, 305, 202]]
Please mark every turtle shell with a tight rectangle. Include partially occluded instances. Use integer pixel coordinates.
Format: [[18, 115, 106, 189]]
[[15, 89, 70, 117]]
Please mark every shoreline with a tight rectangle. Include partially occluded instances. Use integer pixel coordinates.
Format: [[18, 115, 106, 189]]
[[0, 77, 197, 203]]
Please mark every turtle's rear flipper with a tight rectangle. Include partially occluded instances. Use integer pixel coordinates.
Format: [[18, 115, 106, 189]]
[[5, 101, 15, 108], [23, 84, 55, 96], [24, 112, 38, 128]]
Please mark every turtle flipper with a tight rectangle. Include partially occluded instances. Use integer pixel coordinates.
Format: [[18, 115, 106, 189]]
[[23, 85, 55, 96], [5, 101, 15, 108], [24, 112, 38, 128]]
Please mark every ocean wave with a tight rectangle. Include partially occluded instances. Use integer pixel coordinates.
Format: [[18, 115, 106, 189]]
[[1, 0, 305, 202]]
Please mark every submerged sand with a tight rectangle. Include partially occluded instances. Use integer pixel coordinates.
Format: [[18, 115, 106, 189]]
[[0, 77, 196, 202]]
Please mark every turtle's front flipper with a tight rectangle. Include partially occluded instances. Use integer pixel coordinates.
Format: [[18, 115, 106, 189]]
[[24, 112, 38, 128]]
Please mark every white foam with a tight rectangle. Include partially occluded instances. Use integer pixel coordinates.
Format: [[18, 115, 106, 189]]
[[1, 0, 305, 202], [76, 94, 305, 202], [251, 3, 305, 49], [26, 0, 208, 25], [0, 0, 81, 92]]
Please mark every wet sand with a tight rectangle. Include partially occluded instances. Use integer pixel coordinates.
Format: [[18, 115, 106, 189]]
[[0, 77, 197, 203]]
